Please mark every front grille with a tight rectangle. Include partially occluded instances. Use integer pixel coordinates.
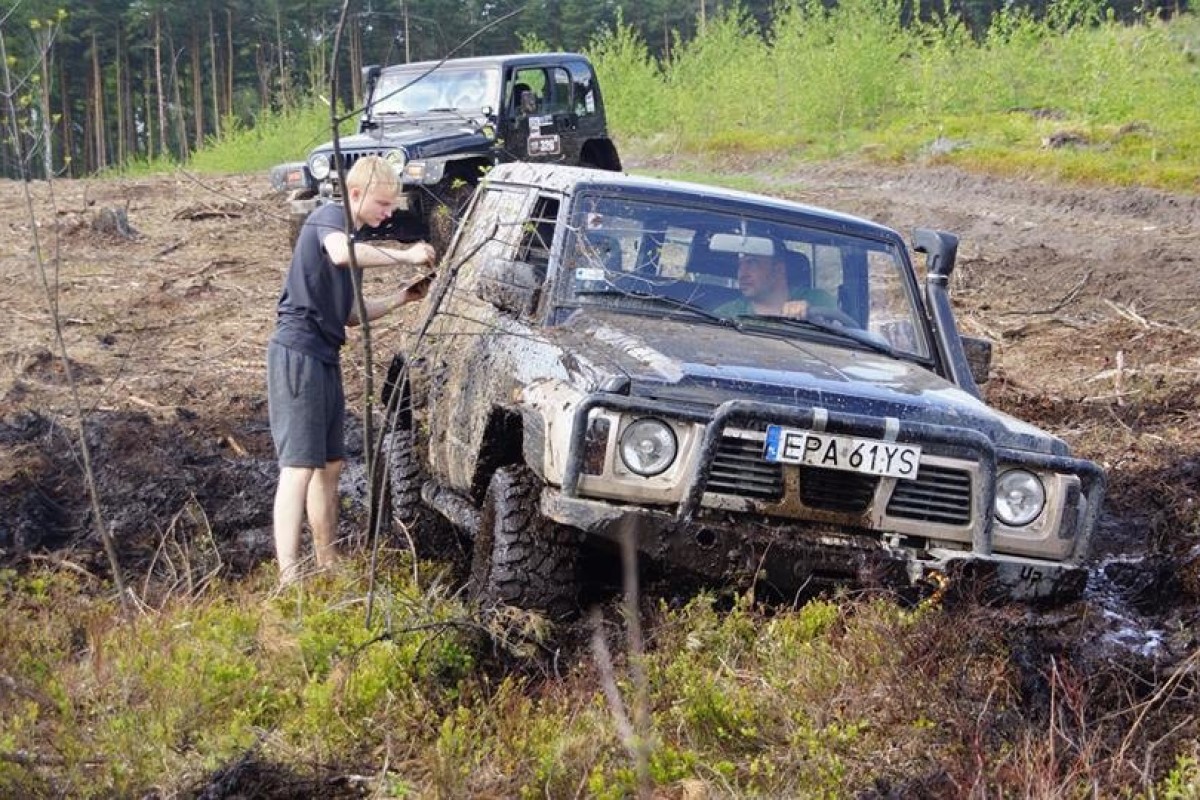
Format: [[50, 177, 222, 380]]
[[333, 151, 375, 173], [708, 435, 783, 500], [798, 467, 877, 513], [886, 464, 972, 525], [707, 432, 973, 527]]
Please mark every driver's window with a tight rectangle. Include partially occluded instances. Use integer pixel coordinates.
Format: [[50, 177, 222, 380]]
[[508, 68, 546, 116], [454, 187, 528, 291], [544, 68, 572, 115], [517, 196, 560, 271]]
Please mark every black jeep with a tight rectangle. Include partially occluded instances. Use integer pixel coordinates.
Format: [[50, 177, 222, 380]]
[[270, 52, 621, 247], [384, 163, 1106, 616]]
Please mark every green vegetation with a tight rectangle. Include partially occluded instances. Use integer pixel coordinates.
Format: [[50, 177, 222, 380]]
[[177, 2, 1200, 192], [0, 556, 1194, 797], [587, 1, 1200, 191]]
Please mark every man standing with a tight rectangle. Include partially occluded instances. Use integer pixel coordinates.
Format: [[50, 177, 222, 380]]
[[267, 155, 436, 585]]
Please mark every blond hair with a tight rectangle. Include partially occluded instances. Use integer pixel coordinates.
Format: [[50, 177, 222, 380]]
[[345, 154, 400, 195]]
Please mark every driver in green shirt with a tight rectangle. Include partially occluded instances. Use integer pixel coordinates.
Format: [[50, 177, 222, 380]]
[[715, 252, 837, 318]]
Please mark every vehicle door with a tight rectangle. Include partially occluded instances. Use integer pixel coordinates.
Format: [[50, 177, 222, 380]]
[[501, 64, 577, 164], [421, 184, 534, 487]]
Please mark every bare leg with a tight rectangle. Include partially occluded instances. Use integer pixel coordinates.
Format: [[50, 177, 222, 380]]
[[308, 459, 343, 568], [274, 466, 314, 585]]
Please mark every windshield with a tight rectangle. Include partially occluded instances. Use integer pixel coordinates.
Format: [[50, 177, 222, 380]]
[[563, 194, 932, 360], [370, 67, 500, 116]]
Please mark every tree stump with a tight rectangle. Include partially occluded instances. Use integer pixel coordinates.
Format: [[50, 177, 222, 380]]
[[91, 207, 140, 239]]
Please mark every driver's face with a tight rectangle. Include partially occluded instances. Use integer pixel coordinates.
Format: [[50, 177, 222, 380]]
[[737, 254, 783, 300]]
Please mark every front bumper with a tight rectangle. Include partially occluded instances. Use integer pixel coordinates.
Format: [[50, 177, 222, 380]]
[[542, 489, 1087, 602], [548, 394, 1104, 600]]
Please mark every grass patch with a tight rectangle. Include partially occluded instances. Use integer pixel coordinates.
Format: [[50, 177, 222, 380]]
[[3, 558, 1196, 796], [590, 2, 1200, 192]]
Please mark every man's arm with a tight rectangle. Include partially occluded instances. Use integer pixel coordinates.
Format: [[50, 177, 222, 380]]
[[347, 274, 433, 326], [324, 230, 436, 270]]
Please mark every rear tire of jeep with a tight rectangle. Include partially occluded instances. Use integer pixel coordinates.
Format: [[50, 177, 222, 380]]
[[470, 465, 578, 618], [384, 427, 459, 561]]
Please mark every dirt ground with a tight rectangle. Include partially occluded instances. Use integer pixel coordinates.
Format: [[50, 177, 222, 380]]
[[2, 156, 1199, 661]]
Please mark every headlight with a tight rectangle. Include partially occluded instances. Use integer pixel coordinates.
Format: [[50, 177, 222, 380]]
[[309, 153, 331, 180], [618, 418, 677, 477], [994, 469, 1046, 526], [383, 148, 407, 171], [402, 160, 445, 184]]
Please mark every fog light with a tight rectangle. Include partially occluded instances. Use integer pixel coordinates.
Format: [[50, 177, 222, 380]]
[[618, 417, 677, 477], [994, 469, 1045, 527]]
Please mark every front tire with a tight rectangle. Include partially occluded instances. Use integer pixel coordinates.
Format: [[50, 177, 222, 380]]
[[470, 465, 578, 617]]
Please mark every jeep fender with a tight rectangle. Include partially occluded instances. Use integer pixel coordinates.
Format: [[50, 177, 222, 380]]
[[518, 378, 587, 486], [469, 406, 525, 503], [580, 138, 622, 172]]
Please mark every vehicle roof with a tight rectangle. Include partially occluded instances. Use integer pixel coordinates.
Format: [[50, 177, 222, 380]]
[[377, 52, 591, 73], [484, 162, 904, 242]]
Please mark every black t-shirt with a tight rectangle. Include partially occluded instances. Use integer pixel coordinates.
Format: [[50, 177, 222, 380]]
[[271, 203, 363, 364]]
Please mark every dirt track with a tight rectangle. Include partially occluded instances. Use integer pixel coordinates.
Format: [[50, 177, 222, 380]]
[[1, 158, 1198, 657]]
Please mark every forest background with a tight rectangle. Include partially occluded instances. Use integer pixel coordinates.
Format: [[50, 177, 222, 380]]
[[0, 0, 1197, 190]]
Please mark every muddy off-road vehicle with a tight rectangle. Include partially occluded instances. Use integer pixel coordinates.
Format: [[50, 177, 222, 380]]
[[384, 162, 1106, 615], [269, 52, 621, 246]]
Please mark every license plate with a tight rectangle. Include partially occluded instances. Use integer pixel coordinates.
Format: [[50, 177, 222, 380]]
[[763, 425, 921, 480], [528, 134, 561, 155]]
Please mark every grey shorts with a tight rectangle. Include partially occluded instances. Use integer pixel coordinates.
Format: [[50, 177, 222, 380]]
[[267, 341, 345, 468]]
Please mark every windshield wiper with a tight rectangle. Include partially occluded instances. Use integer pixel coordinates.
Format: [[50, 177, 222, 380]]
[[579, 286, 742, 330], [737, 314, 899, 357]]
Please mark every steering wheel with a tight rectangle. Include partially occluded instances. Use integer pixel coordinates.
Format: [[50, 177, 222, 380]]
[[807, 305, 861, 329]]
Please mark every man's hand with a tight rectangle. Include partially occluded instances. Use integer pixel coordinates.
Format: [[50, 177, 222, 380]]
[[401, 273, 434, 303], [404, 242, 437, 267], [781, 299, 809, 318]]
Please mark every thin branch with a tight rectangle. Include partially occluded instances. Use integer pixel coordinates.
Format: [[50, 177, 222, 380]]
[[0, 27, 128, 610]]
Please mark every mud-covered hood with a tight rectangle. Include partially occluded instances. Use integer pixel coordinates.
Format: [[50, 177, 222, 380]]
[[556, 309, 1065, 455], [312, 118, 491, 160]]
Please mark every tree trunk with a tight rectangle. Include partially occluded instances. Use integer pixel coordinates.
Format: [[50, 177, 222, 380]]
[[209, 7, 220, 138], [154, 13, 167, 159], [144, 69, 154, 160], [192, 27, 204, 149], [91, 32, 106, 171], [59, 61, 73, 177], [350, 21, 361, 106], [256, 44, 272, 109], [36, 28, 54, 180], [115, 23, 126, 167], [170, 32, 190, 160], [226, 8, 234, 123], [123, 25, 136, 162], [275, 4, 289, 108]]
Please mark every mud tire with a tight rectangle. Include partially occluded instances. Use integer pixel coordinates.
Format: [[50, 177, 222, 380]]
[[287, 209, 307, 249], [470, 465, 578, 617], [384, 427, 459, 560], [427, 182, 474, 255]]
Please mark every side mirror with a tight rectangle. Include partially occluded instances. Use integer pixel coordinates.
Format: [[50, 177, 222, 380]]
[[961, 335, 992, 386], [477, 258, 543, 316]]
